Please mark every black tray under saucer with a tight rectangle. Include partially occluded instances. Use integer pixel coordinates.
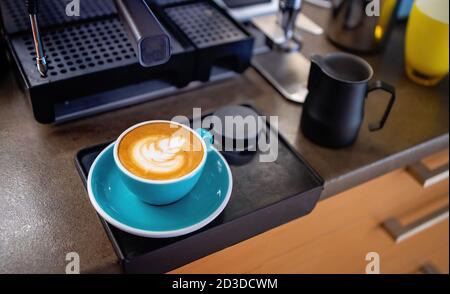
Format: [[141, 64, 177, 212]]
[[75, 106, 324, 273]]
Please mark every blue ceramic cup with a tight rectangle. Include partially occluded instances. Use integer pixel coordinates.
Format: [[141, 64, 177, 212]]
[[113, 121, 213, 206]]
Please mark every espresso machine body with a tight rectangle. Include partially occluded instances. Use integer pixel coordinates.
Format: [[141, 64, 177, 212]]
[[0, 0, 254, 124]]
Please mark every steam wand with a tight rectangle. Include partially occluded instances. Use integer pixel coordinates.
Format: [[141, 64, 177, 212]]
[[26, 0, 47, 77]]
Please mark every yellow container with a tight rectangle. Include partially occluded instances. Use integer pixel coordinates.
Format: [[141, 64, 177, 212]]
[[405, 0, 449, 86]]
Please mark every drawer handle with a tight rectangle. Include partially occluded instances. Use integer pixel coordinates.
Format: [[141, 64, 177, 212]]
[[421, 263, 442, 274], [407, 162, 449, 188], [382, 205, 449, 243]]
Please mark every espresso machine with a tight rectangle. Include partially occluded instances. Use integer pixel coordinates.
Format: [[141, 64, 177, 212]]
[[0, 0, 254, 123], [1, 0, 318, 122]]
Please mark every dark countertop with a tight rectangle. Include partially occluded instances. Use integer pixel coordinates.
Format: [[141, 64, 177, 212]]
[[0, 4, 448, 273]]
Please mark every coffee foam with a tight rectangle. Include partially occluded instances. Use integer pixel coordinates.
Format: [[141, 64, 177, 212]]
[[118, 123, 204, 181], [132, 136, 186, 175]]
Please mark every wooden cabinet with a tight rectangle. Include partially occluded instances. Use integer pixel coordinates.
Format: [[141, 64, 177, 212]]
[[171, 150, 449, 274]]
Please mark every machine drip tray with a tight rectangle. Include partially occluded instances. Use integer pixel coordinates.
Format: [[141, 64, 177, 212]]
[[54, 66, 236, 124]]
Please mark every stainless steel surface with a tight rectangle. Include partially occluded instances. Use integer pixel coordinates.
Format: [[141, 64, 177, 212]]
[[252, 50, 310, 103], [297, 13, 324, 35], [252, 14, 286, 44], [407, 162, 449, 188], [29, 14, 47, 77], [252, 13, 323, 46], [278, 0, 302, 51], [251, 1, 305, 50], [326, 0, 400, 53], [215, 0, 279, 21], [251, 3, 316, 103], [382, 205, 450, 243], [305, 0, 331, 9], [279, 0, 302, 39]]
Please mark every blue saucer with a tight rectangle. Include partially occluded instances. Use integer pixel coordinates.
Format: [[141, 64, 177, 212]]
[[87, 143, 233, 238]]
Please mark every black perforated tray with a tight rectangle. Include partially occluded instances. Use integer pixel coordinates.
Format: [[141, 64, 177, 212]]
[[11, 18, 189, 85], [7, 17, 195, 123], [153, 0, 253, 81], [74, 105, 324, 273]]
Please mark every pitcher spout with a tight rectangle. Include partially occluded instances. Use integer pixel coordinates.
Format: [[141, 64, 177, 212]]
[[310, 55, 324, 68]]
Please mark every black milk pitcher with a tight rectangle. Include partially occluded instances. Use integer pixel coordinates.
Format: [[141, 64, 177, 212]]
[[301, 53, 396, 148]]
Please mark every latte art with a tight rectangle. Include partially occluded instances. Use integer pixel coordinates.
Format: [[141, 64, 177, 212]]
[[118, 122, 204, 181], [132, 136, 187, 175]]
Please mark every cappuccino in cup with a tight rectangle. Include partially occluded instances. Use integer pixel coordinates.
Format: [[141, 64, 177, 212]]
[[117, 122, 205, 181], [114, 120, 210, 205]]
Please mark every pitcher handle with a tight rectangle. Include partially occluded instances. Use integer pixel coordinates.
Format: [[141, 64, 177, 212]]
[[367, 80, 396, 132]]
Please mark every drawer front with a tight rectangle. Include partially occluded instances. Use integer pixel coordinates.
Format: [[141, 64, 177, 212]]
[[248, 199, 448, 274], [171, 150, 449, 274]]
